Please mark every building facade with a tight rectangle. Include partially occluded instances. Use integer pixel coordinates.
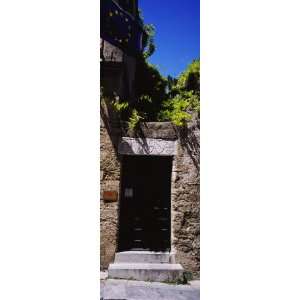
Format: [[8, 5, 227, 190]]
[[100, 0, 200, 281]]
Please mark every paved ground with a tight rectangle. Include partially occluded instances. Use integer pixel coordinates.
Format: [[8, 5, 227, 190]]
[[100, 276, 200, 300]]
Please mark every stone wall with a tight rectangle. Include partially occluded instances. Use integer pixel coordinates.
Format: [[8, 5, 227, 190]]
[[100, 120, 200, 278], [100, 100, 122, 269], [171, 119, 200, 278], [100, 36, 136, 269], [123, 121, 200, 277]]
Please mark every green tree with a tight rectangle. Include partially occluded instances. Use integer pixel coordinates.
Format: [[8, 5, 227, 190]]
[[176, 59, 200, 93], [111, 13, 167, 126], [143, 24, 156, 59], [111, 10, 200, 129], [128, 11, 168, 124], [134, 59, 167, 121], [158, 60, 200, 126]]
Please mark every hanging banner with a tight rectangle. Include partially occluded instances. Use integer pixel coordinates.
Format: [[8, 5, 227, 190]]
[[101, 0, 147, 56]]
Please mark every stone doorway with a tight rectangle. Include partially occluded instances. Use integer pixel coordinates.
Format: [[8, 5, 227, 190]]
[[118, 155, 172, 252]]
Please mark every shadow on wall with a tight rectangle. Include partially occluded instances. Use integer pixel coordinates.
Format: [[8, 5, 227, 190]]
[[100, 103, 153, 155], [101, 96, 200, 174], [100, 97, 124, 157], [175, 119, 200, 174]]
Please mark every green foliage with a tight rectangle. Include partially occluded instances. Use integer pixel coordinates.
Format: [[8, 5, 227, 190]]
[[139, 9, 156, 60], [159, 60, 200, 126], [111, 99, 129, 112], [109, 59, 200, 128], [166, 75, 178, 94], [135, 59, 168, 121], [143, 24, 156, 59], [158, 91, 198, 126], [117, 8, 166, 127], [139, 94, 152, 103], [128, 109, 143, 130], [106, 8, 199, 129], [176, 59, 200, 92]]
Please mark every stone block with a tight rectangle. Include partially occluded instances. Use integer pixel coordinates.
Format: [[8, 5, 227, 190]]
[[114, 251, 175, 264], [118, 137, 177, 156], [108, 263, 184, 282]]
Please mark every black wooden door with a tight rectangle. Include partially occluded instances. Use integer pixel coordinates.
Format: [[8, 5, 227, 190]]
[[118, 155, 172, 251]]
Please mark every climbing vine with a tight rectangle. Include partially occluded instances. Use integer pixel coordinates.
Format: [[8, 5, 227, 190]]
[[104, 9, 200, 129], [158, 60, 200, 126]]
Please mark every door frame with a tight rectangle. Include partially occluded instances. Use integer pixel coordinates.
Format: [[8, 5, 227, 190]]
[[117, 137, 177, 253]]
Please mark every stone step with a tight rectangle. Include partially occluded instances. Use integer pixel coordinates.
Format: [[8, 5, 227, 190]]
[[114, 251, 175, 264], [108, 263, 184, 282]]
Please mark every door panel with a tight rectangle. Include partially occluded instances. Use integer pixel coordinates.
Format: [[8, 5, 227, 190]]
[[118, 155, 172, 251]]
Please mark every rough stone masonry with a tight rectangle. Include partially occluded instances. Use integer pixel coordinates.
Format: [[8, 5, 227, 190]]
[[100, 100, 200, 278]]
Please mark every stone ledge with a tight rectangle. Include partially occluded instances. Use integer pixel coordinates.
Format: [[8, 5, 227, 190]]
[[118, 137, 177, 156]]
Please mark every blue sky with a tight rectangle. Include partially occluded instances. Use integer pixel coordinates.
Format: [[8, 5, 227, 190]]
[[139, 0, 200, 78]]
